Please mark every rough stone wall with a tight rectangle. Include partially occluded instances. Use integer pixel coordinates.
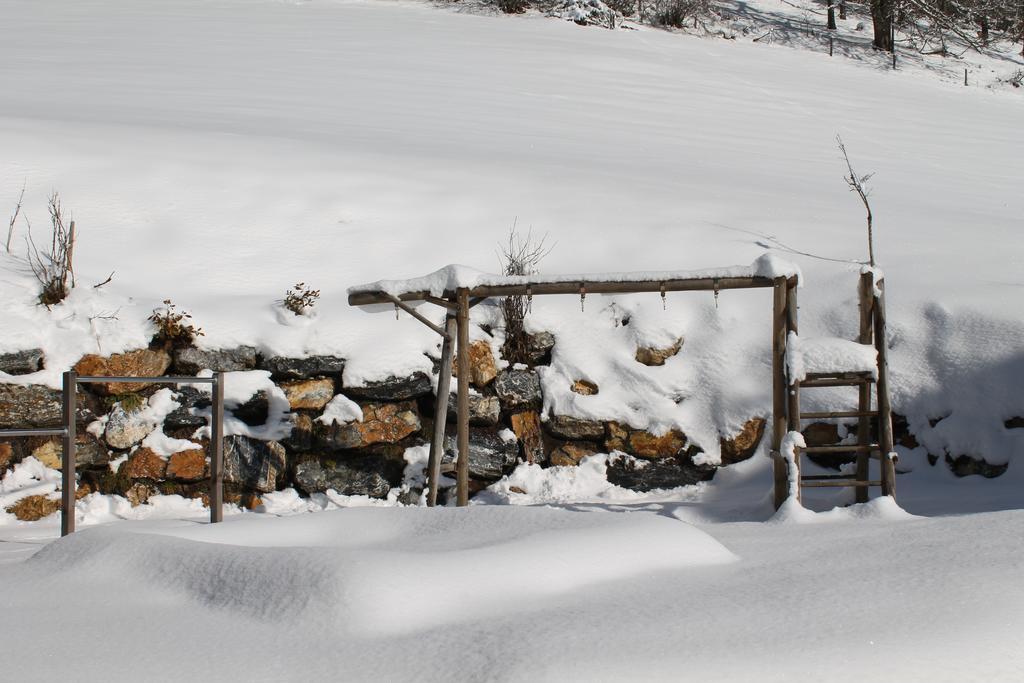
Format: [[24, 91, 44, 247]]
[[1, 334, 1013, 517]]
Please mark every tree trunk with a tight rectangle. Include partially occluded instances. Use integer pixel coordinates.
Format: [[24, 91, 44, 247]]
[[828, 3, 837, 29], [839, 0, 847, 20], [871, 0, 895, 51]]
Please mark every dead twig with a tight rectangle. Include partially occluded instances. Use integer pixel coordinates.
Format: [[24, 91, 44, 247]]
[[7, 182, 26, 253], [836, 135, 876, 267], [93, 271, 115, 289]]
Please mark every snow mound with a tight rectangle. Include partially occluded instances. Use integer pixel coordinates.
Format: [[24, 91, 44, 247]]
[[21, 506, 735, 634], [787, 332, 878, 382]]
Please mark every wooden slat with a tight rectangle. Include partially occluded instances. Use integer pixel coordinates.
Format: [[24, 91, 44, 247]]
[[455, 289, 471, 507], [799, 377, 875, 388], [803, 444, 878, 453], [427, 313, 457, 507], [801, 480, 882, 488], [801, 474, 862, 481], [804, 371, 875, 380], [800, 410, 878, 419], [348, 275, 777, 306]]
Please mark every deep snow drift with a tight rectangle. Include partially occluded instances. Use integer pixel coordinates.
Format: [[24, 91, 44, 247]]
[[1, 504, 1022, 681]]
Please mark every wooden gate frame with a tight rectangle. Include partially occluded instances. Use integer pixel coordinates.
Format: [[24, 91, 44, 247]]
[[350, 270, 802, 508]]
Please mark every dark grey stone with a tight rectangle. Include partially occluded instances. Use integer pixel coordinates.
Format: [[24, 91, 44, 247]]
[[447, 393, 500, 426], [173, 346, 257, 374], [75, 437, 111, 467], [259, 355, 345, 380], [605, 453, 715, 492], [164, 386, 211, 430], [223, 436, 287, 493], [545, 414, 605, 441], [442, 428, 519, 480], [282, 413, 314, 452], [945, 454, 1008, 478], [493, 370, 542, 409], [231, 391, 270, 427], [294, 458, 391, 498], [0, 384, 63, 428], [0, 349, 44, 375], [525, 331, 555, 366], [344, 371, 431, 401]]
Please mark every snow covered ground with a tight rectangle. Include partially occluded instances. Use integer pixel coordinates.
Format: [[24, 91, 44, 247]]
[[1, 501, 1022, 681], [0, 1, 1022, 678]]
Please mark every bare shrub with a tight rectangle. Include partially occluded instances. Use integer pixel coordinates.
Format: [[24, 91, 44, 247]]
[[149, 299, 204, 349], [26, 192, 76, 307], [282, 282, 320, 316], [498, 225, 552, 365], [649, 0, 709, 27], [496, 0, 530, 13], [605, 0, 637, 16], [836, 135, 876, 267]]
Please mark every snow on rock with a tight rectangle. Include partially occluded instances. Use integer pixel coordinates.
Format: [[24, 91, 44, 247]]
[[316, 394, 364, 426]]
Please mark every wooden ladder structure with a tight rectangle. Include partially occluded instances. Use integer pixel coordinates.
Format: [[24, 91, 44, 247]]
[[772, 270, 897, 507]]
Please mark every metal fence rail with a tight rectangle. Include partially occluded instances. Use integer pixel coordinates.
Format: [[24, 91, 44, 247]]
[[0, 370, 225, 536]]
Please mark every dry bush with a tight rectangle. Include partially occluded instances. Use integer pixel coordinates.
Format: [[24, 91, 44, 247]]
[[149, 299, 204, 349], [496, 0, 530, 13], [282, 282, 320, 316], [26, 193, 76, 307], [498, 226, 551, 365]]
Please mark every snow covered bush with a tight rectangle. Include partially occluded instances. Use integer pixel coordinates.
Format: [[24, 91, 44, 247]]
[[282, 282, 320, 316], [649, 0, 709, 28], [550, 0, 620, 27]]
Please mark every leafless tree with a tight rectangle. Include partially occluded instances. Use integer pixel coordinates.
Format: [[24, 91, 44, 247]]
[[837, 135, 876, 267]]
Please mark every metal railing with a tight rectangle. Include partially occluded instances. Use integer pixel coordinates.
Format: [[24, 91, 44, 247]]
[[0, 370, 225, 536]]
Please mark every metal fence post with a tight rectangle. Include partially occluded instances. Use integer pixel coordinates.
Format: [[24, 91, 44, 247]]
[[210, 371, 224, 523], [61, 370, 77, 536]]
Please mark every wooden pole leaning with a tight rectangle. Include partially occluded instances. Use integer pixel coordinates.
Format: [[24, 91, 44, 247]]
[[60, 370, 77, 537], [873, 280, 898, 498], [856, 271, 875, 503], [455, 289, 471, 507], [210, 371, 225, 523], [785, 277, 801, 504], [771, 277, 789, 510], [427, 314, 457, 507]]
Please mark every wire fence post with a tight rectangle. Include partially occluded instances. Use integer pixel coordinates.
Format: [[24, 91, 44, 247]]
[[60, 370, 77, 537], [210, 371, 224, 523]]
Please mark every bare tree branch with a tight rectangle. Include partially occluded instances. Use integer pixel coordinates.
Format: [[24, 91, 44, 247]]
[[836, 135, 876, 267]]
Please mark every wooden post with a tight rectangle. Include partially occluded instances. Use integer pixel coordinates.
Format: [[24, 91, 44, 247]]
[[455, 289, 471, 507], [60, 370, 76, 537], [427, 314, 456, 507], [210, 372, 224, 523], [771, 277, 789, 509], [856, 272, 875, 503], [873, 279, 897, 498], [785, 277, 801, 503]]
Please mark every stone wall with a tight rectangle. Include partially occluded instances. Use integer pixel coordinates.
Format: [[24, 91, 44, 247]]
[[1, 335, 1015, 518]]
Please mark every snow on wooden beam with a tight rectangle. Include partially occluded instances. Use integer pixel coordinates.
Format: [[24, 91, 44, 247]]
[[348, 275, 778, 306]]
